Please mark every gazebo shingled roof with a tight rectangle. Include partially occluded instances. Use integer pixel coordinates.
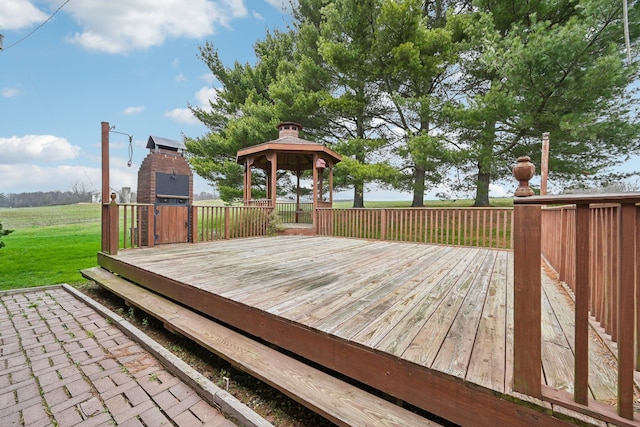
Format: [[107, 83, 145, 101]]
[[236, 122, 341, 171]]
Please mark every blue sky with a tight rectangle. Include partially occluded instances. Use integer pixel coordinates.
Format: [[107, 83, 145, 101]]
[[0, 0, 292, 196]]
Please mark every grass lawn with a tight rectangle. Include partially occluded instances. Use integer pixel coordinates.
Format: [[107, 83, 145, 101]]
[[0, 204, 101, 290], [0, 222, 100, 290]]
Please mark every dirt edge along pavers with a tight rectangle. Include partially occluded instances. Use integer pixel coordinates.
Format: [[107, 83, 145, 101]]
[[0, 284, 271, 427]]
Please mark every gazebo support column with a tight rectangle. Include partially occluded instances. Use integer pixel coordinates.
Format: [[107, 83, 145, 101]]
[[243, 159, 253, 204], [329, 163, 334, 205], [268, 152, 278, 208], [296, 170, 301, 222], [312, 154, 319, 228]]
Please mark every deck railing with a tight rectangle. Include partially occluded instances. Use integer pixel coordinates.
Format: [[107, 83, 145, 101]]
[[540, 204, 630, 342], [317, 207, 513, 249], [513, 193, 640, 422], [101, 202, 154, 253], [118, 203, 154, 249], [191, 205, 274, 242]]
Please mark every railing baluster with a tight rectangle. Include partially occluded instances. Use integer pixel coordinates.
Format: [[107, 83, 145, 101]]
[[618, 202, 636, 419]]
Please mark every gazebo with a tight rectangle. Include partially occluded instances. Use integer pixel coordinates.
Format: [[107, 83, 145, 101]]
[[236, 122, 342, 228]]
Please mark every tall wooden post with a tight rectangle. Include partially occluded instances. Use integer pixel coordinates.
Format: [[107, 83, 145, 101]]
[[540, 132, 550, 195], [101, 122, 110, 253]]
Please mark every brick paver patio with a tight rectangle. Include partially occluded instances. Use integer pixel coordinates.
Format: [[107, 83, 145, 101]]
[[0, 287, 237, 426]]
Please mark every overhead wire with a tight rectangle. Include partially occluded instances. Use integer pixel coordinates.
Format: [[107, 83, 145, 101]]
[[1, 0, 99, 193], [1, 0, 73, 52]]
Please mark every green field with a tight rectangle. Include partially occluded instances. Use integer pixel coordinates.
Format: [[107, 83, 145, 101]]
[[0, 198, 513, 291]]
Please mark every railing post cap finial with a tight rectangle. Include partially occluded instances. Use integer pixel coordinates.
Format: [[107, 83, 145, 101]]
[[513, 156, 535, 197]]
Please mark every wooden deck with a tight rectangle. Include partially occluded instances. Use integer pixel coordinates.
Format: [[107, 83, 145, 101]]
[[96, 235, 626, 426]]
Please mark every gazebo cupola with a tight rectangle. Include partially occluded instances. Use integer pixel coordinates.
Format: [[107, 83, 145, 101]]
[[236, 122, 341, 225]]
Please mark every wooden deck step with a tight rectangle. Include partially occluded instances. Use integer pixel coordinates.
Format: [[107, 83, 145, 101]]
[[82, 266, 443, 427]]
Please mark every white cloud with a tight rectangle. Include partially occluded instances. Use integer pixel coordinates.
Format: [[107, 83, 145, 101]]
[[166, 86, 218, 124], [165, 108, 199, 124], [2, 87, 21, 98], [202, 73, 218, 85], [121, 106, 145, 115], [263, 0, 294, 12], [0, 160, 139, 194], [175, 73, 187, 83], [194, 86, 218, 108], [63, 0, 249, 54], [0, 0, 48, 31], [0, 135, 80, 164]]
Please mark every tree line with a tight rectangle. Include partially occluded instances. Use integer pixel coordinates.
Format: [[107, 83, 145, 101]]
[[0, 191, 92, 208], [185, 0, 640, 207]]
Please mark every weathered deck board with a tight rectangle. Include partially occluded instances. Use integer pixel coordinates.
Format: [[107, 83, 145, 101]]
[[347, 247, 458, 346], [431, 250, 497, 378], [106, 235, 622, 421], [401, 248, 489, 367], [465, 250, 509, 392]]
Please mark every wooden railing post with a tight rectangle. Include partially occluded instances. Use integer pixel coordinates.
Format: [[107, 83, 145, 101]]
[[574, 203, 590, 405], [513, 203, 542, 397], [380, 209, 387, 241], [190, 205, 198, 243], [101, 204, 109, 253], [107, 193, 119, 255], [512, 156, 542, 397], [146, 205, 155, 248], [617, 201, 636, 419]]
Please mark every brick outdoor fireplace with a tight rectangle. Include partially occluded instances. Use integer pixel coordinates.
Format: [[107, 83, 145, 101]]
[[137, 136, 193, 245]]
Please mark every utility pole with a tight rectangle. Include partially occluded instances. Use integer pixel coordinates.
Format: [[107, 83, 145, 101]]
[[540, 132, 550, 195]]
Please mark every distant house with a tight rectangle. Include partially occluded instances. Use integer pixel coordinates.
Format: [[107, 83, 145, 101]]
[[92, 187, 135, 204], [92, 192, 102, 204]]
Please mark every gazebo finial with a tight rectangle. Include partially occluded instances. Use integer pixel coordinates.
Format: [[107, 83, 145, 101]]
[[277, 122, 302, 138]]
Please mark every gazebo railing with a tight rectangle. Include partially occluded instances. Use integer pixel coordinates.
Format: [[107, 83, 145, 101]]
[[276, 202, 313, 224], [192, 205, 274, 242], [244, 199, 272, 207]]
